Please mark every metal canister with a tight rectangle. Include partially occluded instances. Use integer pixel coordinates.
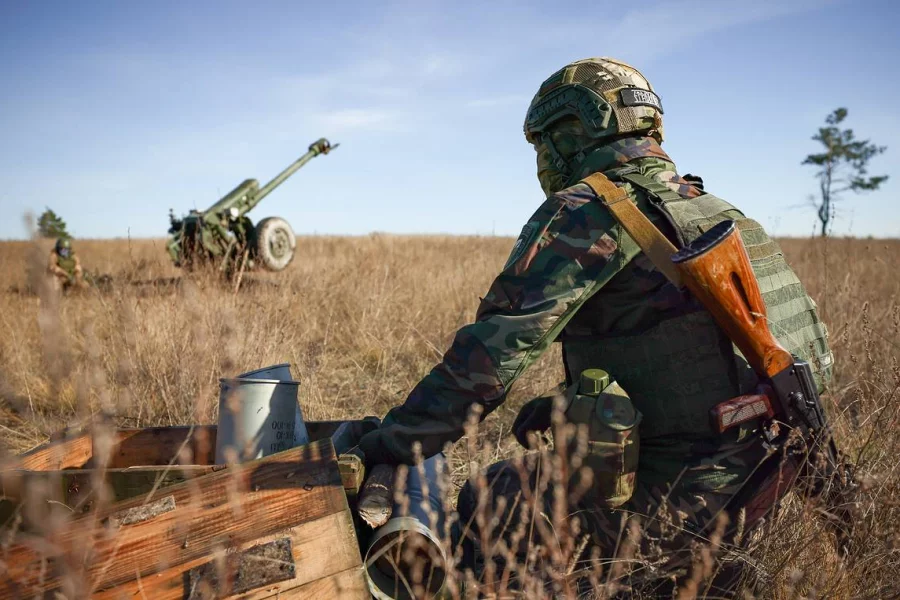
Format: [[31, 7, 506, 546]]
[[215, 377, 309, 464], [365, 454, 449, 600], [237, 363, 293, 381]]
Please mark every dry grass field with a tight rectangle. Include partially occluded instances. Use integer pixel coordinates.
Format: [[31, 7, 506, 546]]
[[0, 234, 898, 598]]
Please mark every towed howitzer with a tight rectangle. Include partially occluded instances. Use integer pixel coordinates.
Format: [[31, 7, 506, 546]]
[[166, 138, 338, 276]]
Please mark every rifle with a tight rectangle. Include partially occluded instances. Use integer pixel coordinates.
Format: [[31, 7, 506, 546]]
[[670, 220, 839, 474], [581, 171, 855, 551], [580, 173, 841, 478]]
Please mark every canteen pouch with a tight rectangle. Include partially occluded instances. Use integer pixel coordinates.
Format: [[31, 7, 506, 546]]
[[564, 369, 642, 508]]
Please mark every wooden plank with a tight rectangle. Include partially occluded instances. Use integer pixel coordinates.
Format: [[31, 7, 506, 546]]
[[276, 564, 370, 599], [337, 453, 365, 500], [1, 434, 95, 527], [91, 510, 362, 599], [109, 426, 218, 468], [0, 466, 218, 518], [2, 424, 363, 521], [5, 461, 356, 514], [3, 422, 349, 472], [8, 431, 93, 471], [66, 465, 221, 511], [106, 422, 346, 468], [0, 439, 350, 598]]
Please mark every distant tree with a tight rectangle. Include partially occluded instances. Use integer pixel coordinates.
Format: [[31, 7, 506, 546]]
[[803, 108, 888, 237], [37, 208, 70, 239]]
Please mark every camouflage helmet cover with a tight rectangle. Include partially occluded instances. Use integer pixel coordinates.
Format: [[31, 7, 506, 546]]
[[523, 57, 664, 155]]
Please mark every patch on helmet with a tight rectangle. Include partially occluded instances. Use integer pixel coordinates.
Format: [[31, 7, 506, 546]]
[[504, 224, 537, 270], [619, 88, 663, 113]]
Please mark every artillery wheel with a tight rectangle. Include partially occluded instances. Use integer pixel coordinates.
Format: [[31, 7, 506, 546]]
[[255, 217, 296, 271]]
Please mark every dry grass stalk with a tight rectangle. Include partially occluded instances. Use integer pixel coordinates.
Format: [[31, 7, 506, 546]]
[[0, 234, 897, 598]]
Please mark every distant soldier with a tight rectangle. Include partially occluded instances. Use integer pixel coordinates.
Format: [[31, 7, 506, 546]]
[[48, 237, 84, 291]]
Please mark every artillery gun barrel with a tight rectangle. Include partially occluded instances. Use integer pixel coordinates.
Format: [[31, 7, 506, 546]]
[[250, 138, 337, 211], [166, 137, 336, 272], [205, 178, 260, 224]]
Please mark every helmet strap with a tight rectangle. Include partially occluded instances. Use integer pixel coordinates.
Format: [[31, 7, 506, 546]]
[[540, 132, 572, 179]]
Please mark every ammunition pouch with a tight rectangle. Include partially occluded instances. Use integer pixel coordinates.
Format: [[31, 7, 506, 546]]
[[563, 370, 642, 508]]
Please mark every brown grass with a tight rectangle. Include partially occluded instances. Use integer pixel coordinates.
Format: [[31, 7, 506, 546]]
[[0, 234, 898, 598]]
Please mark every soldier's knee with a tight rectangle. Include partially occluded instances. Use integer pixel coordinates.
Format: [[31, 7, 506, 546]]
[[456, 460, 524, 527]]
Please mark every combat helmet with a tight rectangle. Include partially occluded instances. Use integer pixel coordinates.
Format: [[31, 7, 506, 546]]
[[523, 57, 664, 180], [55, 237, 72, 258]]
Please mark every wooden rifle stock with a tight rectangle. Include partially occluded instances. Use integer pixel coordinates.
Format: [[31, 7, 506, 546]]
[[580, 171, 840, 495], [671, 221, 794, 379], [668, 223, 845, 535], [672, 221, 838, 462]]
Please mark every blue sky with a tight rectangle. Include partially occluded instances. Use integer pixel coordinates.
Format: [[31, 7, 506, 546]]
[[1, 0, 898, 239]]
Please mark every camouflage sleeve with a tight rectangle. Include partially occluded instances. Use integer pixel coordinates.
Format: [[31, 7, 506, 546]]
[[358, 185, 643, 465]]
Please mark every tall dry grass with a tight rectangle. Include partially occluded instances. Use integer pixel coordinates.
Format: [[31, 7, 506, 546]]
[[0, 234, 898, 598]]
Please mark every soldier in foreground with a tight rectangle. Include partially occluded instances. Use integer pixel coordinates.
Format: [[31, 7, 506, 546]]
[[47, 237, 85, 291], [354, 58, 834, 591]]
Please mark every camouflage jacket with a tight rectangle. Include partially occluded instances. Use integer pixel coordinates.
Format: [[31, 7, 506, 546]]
[[359, 137, 707, 465], [50, 250, 79, 278]]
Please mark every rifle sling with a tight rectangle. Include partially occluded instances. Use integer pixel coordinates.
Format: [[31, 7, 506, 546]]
[[580, 172, 684, 288]]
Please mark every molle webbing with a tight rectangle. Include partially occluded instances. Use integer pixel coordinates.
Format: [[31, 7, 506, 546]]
[[616, 169, 833, 393], [564, 167, 832, 439], [752, 260, 833, 383], [563, 311, 739, 439], [618, 170, 683, 204]]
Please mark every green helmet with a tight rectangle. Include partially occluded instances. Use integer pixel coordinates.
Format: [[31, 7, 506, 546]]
[[523, 57, 664, 180], [55, 237, 72, 257]]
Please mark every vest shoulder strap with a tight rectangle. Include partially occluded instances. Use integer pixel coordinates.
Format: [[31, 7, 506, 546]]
[[580, 172, 683, 288], [612, 167, 746, 244], [617, 170, 684, 204]]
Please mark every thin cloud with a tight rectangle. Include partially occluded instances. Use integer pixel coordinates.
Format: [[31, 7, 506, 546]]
[[520, 0, 844, 67], [420, 53, 467, 78], [601, 0, 845, 64], [312, 108, 402, 132]]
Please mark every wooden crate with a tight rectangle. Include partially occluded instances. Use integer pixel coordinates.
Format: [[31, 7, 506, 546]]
[[0, 423, 369, 599]]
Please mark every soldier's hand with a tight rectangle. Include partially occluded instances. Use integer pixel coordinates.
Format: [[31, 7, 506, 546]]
[[513, 396, 555, 448], [331, 416, 381, 457]]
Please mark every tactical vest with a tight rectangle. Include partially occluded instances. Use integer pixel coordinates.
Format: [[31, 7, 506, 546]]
[[562, 167, 833, 441], [57, 253, 77, 276]]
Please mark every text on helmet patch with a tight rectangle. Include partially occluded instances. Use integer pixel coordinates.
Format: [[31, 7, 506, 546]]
[[619, 88, 663, 113]]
